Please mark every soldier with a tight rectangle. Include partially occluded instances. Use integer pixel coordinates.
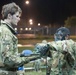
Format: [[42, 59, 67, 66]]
[[49, 27, 71, 75], [35, 27, 76, 75], [0, 2, 40, 75]]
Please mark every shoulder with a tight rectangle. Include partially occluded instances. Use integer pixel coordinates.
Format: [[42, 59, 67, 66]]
[[63, 39, 75, 45], [0, 20, 10, 33]]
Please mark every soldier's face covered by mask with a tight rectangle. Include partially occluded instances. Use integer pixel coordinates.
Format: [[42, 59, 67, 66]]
[[54, 27, 70, 41], [54, 30, 63, 41]]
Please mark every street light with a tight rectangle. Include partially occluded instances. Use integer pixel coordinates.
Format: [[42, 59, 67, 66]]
[[38, 23, 40, 26], [14, 28, 17, 31], [25, 28, 28, 30], [25, 0, 29, 5], [29, 19, 32, 23], [29, 27, 32, 30], [30, 22, 33, 25], [29, 19, 33, 25]]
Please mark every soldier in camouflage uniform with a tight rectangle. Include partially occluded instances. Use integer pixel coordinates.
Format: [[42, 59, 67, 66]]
[[0, 2, 40, 75], [49, 27, 71, 75], [35, 27, 76, 75]]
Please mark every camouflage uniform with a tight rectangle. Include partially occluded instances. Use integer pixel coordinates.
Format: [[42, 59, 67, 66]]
[[35, 39, 76, 75], [34, 59, 41, 71], [47, 39, 76, 75], [0, 20, 40, 75]]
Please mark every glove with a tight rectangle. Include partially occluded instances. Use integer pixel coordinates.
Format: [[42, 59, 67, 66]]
[[34, 43, 50, 57], [18, 66, 24, 70]]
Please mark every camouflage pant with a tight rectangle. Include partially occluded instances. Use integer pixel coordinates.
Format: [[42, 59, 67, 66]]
[[50, 68, 76, 75], [34, 59, 41, 71], [0, 69, 25, 75]]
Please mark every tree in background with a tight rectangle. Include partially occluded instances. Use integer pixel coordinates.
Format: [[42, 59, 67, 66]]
[[64, 16, 76, 27]]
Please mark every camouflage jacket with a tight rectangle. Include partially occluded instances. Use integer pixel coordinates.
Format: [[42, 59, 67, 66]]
[[35, 39, 76, 74], [48, 39, 76, 74], [0, 20, 39, 69]]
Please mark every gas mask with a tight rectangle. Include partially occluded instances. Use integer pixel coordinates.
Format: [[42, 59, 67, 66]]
[[54, 27, 70, 41]]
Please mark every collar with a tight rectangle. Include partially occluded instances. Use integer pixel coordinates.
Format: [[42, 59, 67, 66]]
[[0, 20, 18, 35]]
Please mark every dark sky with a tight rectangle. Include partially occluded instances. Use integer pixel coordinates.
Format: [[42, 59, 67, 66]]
[[0, 0, 76, 25]]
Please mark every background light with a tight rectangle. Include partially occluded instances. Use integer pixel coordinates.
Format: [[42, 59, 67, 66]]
[[25, 0, 29, 5], [38, 23, 40, 26]]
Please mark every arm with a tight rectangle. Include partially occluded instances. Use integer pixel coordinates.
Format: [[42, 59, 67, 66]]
[[35, 39, 76, 57], [0, 26, 40, 68]]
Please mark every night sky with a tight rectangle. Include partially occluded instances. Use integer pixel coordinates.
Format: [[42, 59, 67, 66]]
[[0, 0, 76, 25]]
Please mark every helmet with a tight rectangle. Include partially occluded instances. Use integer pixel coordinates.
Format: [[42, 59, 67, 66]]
[[21, 50, 33, 56], [54, 27, 70, 41]]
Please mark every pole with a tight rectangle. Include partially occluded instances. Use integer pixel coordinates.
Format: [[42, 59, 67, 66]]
[[46, 56, 51, 75]]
